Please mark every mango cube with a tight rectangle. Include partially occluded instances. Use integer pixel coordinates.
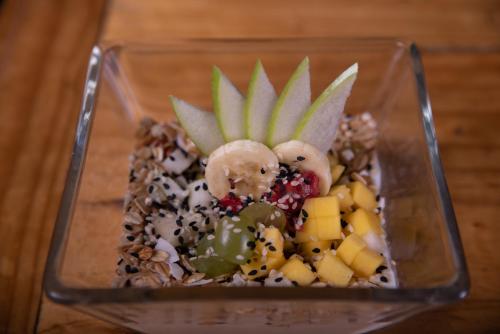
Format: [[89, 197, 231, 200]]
[[256, 226, 284, 258], [315, 251, 353, 287], [296, 197, 341, 242], [296, 216, 341, 242], [241, 226, 286, 279], [295, 216, 319, 243], [302, 197, 340, 218], [348, 181, 377, 211], [330, 165, 346, 184], [279, 256, 316, 286], [241, 255, 286, 279], [345, 208, 382, 236], [329, 185, 354, 211], [300, 240, 332, 259], [317, 216, 341, 240], [351, 248, 384, 277], [336, 233, 366, 265]]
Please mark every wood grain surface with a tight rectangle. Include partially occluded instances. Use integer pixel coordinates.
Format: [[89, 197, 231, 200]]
[[0, 0, 499, 333]]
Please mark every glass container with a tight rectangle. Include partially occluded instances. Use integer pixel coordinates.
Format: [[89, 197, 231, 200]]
[[44, 38, 469, 333]]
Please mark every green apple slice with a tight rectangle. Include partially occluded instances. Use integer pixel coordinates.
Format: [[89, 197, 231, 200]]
[[243, 60, 277, 142], [212, 66, 246, 142], [266, 57, 311, 147], [169, 96, 225, 155], [293, 63, 358, 153]]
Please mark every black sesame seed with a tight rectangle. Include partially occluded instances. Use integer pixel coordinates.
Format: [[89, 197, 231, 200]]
[[162, 172, 169, 177], [148, 185, 154, 194], [176, 220, 183, 227], [260, 265, 267, 270], [130, 252, 139, 258], [153, 177, 161, 181], [195, 185, 200, 191], [125, 279, 131, 287], [248, 270, 258, 276], [246, 241, 256, 249], [341, 219, 348, 229], [126, 235, 135, 241], [268, 245, 277, 252], [340, 210, 345, 215], [124, 224, 133, 231], [207, 228, 215, 234], [247, 226, 256, 233], [260, 168, 266, 174], [130, 267, 139, 274], [169, 156, 176, 161], [198, 232, 206, 240], [301, 209, 309, 217], [163, 183, 170, 189], [192, 226, 199, 232], [151, 228, 156, 235], [125, 265, 132, 273], [178, 236, 184, 244], [297, 156, 305, 161], [174, 229, 181, 236], [291, 281, 299, 286], [202, 183, 208, 190], [376, 194, 381, 201], [205, 217, 211, 225], [376, 265, 387, 274], [117, 258, 123, 265], [246, 259, 252, 264], [274, 277, 283, 283], [265, 242, 272, 247], [156, 234, 161, 239], [159, 212, 165, 217], [288, 230, 296, 238], [189, 221, 197, 226], [380, 276, 388, 283], [366, 163, 372, 171], [303, 178, 311, 185], [259, 238, 266, 242], [312, 248, 321, 253]]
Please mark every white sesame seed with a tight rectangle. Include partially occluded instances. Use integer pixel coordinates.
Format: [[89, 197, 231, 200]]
[[278, 194, 289, 204], [223, 167, 230, 177], [258, 184, 267, 190], [207, 234, 215, 240], [290, 180, 299, 187], [233, 177, 243, 183], [225, 224, 234, 229], [274, 210, 281, 217], [282, 179, 288, 185], [269, 214, 275, 220], [231, 216, 241, 222], [292, 202, 297, 210], [233, 228, 242, 234], [277, 203, 289, 210], [236, 255, 244, 261]]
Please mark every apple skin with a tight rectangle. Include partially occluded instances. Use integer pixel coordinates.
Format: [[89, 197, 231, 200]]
[[170, 95, 225, 156], [293, 63, 358, 153], [244, 59, 277, 143], [212, 66, 246, 142], [266, 57, 311, 148]]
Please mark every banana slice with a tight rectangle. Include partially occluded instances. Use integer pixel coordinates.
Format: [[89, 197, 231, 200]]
[[205, 140, 279, 199], [272, 140, 332, 195]]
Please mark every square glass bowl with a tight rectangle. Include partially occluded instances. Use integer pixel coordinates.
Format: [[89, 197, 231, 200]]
[[44, 39, 469, 334]]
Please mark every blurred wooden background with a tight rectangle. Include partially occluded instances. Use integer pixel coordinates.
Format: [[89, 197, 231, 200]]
[[0, 0, 499, 332]]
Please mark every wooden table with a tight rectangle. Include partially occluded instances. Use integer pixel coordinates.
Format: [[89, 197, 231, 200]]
[[1, 0, 499, 332]]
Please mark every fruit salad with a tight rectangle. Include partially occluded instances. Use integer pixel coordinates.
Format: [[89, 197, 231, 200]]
[[114, 58, 397, 289]]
